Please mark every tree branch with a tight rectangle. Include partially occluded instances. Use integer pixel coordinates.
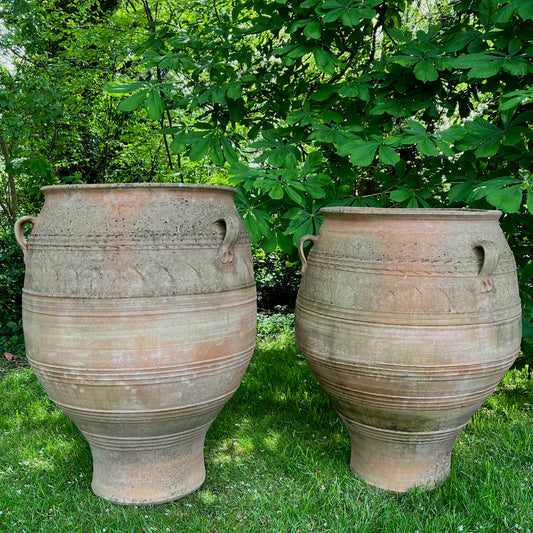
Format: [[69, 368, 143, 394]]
[[0, 137, 18, 218], [213, 0, 222, 24]]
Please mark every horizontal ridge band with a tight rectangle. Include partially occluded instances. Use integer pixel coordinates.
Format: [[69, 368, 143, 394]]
[[296, 295, 521, 326], [29, 348, 254, 385], [338, 415, 466, 444]]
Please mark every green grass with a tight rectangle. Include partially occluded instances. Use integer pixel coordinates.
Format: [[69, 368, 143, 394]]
[[1, 314, 532, 533]]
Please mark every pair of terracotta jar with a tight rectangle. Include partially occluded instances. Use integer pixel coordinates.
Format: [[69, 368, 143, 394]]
[[15, 184, 522, 504]]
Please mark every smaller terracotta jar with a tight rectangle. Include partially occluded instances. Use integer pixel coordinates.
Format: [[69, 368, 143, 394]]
[[295, 207, 522, 492]]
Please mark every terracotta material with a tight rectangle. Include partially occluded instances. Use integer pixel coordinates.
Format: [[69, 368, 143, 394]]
[[15, 184, 256, 504], [295, 208, 522, 492]]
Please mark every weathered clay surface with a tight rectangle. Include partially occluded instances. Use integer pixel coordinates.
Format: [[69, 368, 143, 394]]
[[16, 184, 256, 504], [295, 207, 522, 492]]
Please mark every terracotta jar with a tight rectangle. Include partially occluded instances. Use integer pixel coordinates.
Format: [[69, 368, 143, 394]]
[[295, 208, 522, 492], [15, 184, 256, 504]]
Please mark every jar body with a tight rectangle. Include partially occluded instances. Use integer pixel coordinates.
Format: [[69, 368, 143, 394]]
[[18, 184, 256, 504], [295, 208, 521, 491]]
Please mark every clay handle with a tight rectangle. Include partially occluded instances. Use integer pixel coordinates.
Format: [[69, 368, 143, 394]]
[[298, 234, 318, 276], [14, 216, 37, 257], [475, 242, 499, 293], [215, 216, 239, 264]]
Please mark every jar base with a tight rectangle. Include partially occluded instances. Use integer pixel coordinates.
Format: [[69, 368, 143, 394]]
[[343, 416, 464, 492], [89, 435, 207, 505]]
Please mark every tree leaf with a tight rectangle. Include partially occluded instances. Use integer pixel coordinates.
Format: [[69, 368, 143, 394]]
[[188, 135, 211, 161], [449, 180, 475, 203], [337, 140, 379, 166], [313, 47, 338, 75], [434, 139, 454, 158], [474, 137, 501, 158], [226, 82, 243, 100], [221, 137, 239, 164], [518, 2, 533, 20], [310, 84, 339, 101], [322, 7, 344, 24], [502, 58, 530, 76], [301, 151, 324, 177], [467, 59, 503, 79], [413, 59, 439, 82], [288, 18, 311, 33], [443, 32, 478, 53], [527, 185, 533, 215], [303, 178, 327, 199], [407, 196, 419, 208], [269, 181, 284, 199], [293, 218, 315, 245], [338, 83, 359, 97], [390, 54, 420, 67], [494, 2, 516, 23], [242, 211, 262, 244], [209, 138, 225, 166], [284, 184, 305, 205], [439, 125, 467, 143], [118, 90, 148, 112], [378, 145, 401, 165], [104, 81, 145, 95], [169, 135, 187, 154], [285, 151, 299, 171], [304, 21, 322, 39], [500, 95, 528, 111], [390, 188, 413, 202], [485, 185, 523, 213], [260, 233, 277, 253], [228, 98, 246, 122], [321, 109, 344, 123], [284, 208, 314, 243], [276, 230, 294, 253], [405, 120, 427, 136], [416, 137, 439, 156], [146, 89, 164, 121]]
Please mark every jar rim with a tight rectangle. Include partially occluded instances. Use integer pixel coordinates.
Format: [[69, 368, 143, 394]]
[[41, 183, 236, 194], [321, 207, 502, 220]]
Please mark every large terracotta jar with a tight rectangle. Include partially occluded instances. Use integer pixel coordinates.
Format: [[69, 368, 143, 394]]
[[14, 184, 256, 504], [295, 207, 522, 492]]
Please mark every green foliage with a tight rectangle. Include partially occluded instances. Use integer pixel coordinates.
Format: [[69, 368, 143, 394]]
[[254, 247, 300, 311], [0, 0, 192, 223], [0, 228, 24, 355], [108, 0, 533, 243]]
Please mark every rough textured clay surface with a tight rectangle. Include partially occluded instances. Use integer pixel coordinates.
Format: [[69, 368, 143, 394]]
[[15, 183, 257, 504], [295, 208, 522, 492]]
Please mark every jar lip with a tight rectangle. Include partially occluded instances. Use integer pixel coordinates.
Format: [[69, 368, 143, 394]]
[[321, 207, 502, 219], [41, 183, 236, 194]]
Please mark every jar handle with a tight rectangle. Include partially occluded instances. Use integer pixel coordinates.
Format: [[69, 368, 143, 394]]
[[215, 216, 239, 264], [475, 242, 499, 293], [14, 216, 37, 258], [298, 235, 318, 276]]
